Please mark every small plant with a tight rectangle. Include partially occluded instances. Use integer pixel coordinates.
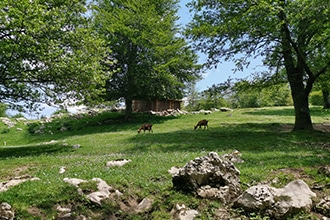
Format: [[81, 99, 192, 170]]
[[1, 128, 9, 134], [79, 181, 98, 194]]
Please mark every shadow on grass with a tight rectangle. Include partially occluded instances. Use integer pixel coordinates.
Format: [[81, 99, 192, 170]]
[[242, 106, 328, 117], [0, 143, 72, 159], [22, 112, 177, 144], [126, 122, 330, 166]]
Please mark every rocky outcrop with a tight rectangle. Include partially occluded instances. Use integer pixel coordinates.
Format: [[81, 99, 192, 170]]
[[233, 179, 316, 219], [171, 152, 241, 203]]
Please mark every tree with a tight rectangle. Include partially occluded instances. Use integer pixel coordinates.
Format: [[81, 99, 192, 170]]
[[186, 0, 330, 131], [1, 0, 108, 113], [92, 0, 200, 118]]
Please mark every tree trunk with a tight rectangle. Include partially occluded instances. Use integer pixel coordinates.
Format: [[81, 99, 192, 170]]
[[125, 97, 133, 120], [290, 87, 313, 131], [322, 90, 330, 109], [279, 5, 314, 131]]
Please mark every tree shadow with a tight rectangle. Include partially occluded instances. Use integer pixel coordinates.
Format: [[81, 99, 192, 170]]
[[0, 143, 72, 159], [126, 122, 330, 166], [242, 107, 295, 116], [23, 112, 176, 143], [242, 106, 327, 117]]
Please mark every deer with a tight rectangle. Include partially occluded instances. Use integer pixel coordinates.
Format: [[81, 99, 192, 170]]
[[194, 119, 208, 130], [137, 123, 153, 133]]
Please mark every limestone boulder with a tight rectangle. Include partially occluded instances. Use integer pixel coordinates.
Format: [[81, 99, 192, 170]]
[[234, 179, 316, 219], [172, 152, 241, 203]]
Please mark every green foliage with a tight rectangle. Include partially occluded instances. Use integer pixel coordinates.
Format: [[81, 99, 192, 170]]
[[92, 0, 201, 117], [1, 0, 109, 112], [310, 91, 323, 106], [186, 0, 330, 130], [0, 103, 8, 117]]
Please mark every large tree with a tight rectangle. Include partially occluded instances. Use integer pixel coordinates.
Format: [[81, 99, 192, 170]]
[[0, 0, 108, 112], [186, 0, 330, 131], [92, 0, 200, 118]]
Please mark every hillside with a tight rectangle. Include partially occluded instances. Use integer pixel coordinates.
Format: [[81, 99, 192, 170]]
[[0, 107, 329, 219]]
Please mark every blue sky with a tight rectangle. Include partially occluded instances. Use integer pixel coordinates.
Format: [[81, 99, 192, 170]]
[[178, 0, 265, 91]]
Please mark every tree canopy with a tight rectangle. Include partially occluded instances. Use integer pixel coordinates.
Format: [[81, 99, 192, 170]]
[[0, 0, 108, 112], [186, 0, 330, 131], [92, 0, 201, 118]]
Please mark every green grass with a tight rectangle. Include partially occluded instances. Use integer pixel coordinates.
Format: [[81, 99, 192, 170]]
[[0, 106, 329, 219]]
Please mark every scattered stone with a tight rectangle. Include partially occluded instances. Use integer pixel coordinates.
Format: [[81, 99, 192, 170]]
[[0, 175, 40, 192], [1, 117, 16, 128], [134, 198, 153, 214], [315, 196, 330, 217], [106, 159, 131, 167], [0, 202, 14, 220], [56, 205, 72, 219], [63, 177, 122, 206], [222, 150, 244, 164], [318, 165, 330, 177], [59, 166, 66, 174], [63, 177, 87, 187], [170, 203, 199, 220], [72, 144, 81, 149], [234, 179, 316, 219]]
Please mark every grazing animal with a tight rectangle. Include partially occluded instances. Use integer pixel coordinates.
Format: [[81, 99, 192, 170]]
[[137, 123, 153, 133], [194, 119, 208, 130]]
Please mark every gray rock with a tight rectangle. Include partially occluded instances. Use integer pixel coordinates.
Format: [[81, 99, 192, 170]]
[[234, 179, 316, 219], [170, 203, 199, 220], [172, 152, 241, 203]]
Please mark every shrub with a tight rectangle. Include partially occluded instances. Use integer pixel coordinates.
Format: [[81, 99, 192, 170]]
[[310, 91, 323, 106]]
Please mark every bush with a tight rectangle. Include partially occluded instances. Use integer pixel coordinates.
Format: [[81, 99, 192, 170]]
[[310, 91, 323, 106]]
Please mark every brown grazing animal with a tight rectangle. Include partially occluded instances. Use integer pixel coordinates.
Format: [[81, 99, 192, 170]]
[[137, 123, 153, 133], [194, 119, 208, 130]]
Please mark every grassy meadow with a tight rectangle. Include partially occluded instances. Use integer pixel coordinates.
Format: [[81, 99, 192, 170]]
[[0, 106, 329, 219]]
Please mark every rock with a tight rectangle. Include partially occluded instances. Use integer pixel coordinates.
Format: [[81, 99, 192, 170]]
[[0, 175, 40, 192], [0, 202, 14, 220], [222, 150, 244, 163], [172, 152, 241, 203], [63, 177, 122, 206], [59, 166, 66, 174], [72, 144, 81, 149], [106, 159, 131, 167], [63, 178, 87, 187], [234, 179, 316, 219], [315, 196, 330, 217], [168, 166, 181, 176], [134, 198, 153, 214], [318, 166, 330, 177], [197, 185, 231, 203], [170, 203, 199, 220]]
